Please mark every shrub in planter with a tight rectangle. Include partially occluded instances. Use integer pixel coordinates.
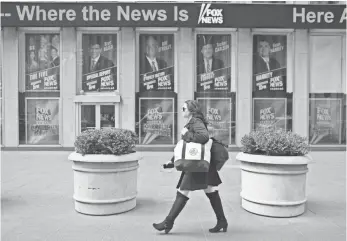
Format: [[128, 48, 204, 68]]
[[237, 129, 312, 218], [240, 129, 310, 156], [68, 128, 141, 216], [74, 128, 138, 155]]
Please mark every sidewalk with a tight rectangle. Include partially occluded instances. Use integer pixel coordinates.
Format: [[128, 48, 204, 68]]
[[1, 151, 346, 241]]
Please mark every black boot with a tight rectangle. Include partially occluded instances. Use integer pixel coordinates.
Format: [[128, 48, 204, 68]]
[[153, 191, 189, 234], [206, 191, 228, 233]]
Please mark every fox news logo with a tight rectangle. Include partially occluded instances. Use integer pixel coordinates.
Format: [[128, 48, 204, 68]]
[[198, 3, 223, 24]]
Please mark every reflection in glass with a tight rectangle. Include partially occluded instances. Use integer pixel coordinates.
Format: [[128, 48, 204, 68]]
[[309, 95, 346, 145], [100, 105, 115, 129], [252, 35, 292, 131], [81, 105, 95, 132], [81, 34, 117, 92]]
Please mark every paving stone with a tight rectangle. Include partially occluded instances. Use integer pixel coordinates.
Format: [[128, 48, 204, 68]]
[[1, 151, 345, 241]]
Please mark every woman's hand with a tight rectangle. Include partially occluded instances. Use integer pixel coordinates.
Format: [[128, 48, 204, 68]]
[[181, 127, 189, 136], [163, 160, 174, 169]]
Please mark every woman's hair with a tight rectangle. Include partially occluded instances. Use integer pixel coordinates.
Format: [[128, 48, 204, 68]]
[[185, 100, 209, 127]]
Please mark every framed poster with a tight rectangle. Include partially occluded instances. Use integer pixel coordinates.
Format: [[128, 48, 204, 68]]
[[82, 34, 117, 92], [253, 35, 287, 93], [25, 34, 60, 91], [138, 97, 175, 145], [26, 98, 59, 145], [197, 97, 233, 145], [253, 98, 287, 131], [309, 98, 342, 145], [139, 34, 174, 91], [196, 34, 231, 92]]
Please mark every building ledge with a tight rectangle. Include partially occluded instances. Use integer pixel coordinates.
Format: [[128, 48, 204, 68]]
[[73, 94, 121, 103]]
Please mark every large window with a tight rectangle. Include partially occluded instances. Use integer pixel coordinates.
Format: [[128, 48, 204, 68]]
[[135, 33, 177, 145], [19, 33, 61, 145], [252, 34, 292, 131], [195, 33, 235, 145], [309, 35, 346, 145], [78, 34, 118, 93]]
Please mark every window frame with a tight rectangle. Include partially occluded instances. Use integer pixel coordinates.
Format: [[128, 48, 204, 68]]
[[250, 29, 294, 131], [308, 31, 346, 146], [24, 97, 60, 145], [193, 29, 237, 93], [135, 27, 178, 93], [18, 27, 63, 146], [76, 27, 120, 95], [77, 103, 120, 135], [309, 34, 344, 93], [193, 29, 237, 146]]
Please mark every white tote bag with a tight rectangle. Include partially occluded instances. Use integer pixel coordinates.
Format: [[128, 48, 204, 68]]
[[173, 139, 213, 172]]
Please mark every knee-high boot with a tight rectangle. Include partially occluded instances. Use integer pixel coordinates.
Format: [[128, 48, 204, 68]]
[[153, 191, 189, 234], [206, 191, 228, 233]]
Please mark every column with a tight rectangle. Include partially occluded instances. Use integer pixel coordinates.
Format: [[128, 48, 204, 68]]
[[177, 28, 194, 137], [293, 30, 309, 137], [3, 28, 19, 147], [61, 28, 77, 147], [120, 28, 136, 131], [236, 29, 252, 147]]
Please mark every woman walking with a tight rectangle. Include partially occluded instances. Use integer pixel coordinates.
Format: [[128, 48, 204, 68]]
[[153, 100, 228, 234]]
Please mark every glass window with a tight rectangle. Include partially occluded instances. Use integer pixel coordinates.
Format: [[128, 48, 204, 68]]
[[135, 34, 177, 145], [81, 105, 96, 132], [26, 98, 59, 145], [136, 95, 175, 145], [100, 105, 115, 129], [252, 34, 292, 131], [139, 34, 174, 92], [19, 33, 60, 145], [79, 34, 117, 93], [195, 34, 235, 145], [309, 35, 346, 145]]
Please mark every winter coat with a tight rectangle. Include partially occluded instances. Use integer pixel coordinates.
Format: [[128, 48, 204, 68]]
[[175, 117, 222, 191]]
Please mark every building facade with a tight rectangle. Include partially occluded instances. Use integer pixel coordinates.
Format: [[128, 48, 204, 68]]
[[1, 2, 346, 150]]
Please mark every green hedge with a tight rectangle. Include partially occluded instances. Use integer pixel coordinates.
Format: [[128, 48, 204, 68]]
[[74, 128, 138, 156], [241, 129, 310, 156]]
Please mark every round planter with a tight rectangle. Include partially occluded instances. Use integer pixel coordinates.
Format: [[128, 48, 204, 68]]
[[236, 152, 312, 218], [68, 152, 142, 216]]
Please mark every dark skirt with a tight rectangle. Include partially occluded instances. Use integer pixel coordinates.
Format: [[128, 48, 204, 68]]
[[176, 162, 222, 191]]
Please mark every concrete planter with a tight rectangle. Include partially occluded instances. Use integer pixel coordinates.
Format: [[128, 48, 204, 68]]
[[236, 152, 312, 218], [68, 152, 141, 216]]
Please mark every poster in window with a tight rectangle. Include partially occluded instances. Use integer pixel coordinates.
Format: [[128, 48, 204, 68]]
[[197, 98, 232, 145], [253, 35, 287, 93], [26, 98, 59, 145], [82, 34, 117, 92], [253, 98, 287, 131], [139, 34, 174, 91], [25, 34, 60, 91], [196, 35, 231, 92], [309, 98, 342, 145], [138, 98, 175, 145]]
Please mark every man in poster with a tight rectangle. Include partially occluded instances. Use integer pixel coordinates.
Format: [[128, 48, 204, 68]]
[[197, 35, 224, 75], [254, 38, 281, 74], [83, 40, 115, 74], [50, 46, 60, 67], [140, 36, 167, 74]]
